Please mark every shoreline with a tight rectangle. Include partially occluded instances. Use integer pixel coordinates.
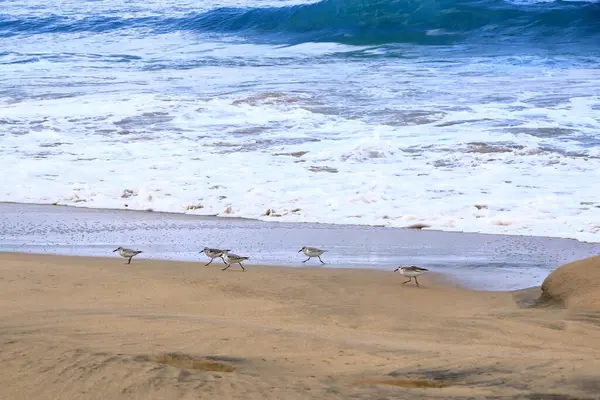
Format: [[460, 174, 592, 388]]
[[2, 251, 600, 399], [4, 200, 599, 245], [2, 202, 600, 291], [0, 250, 469, 290]]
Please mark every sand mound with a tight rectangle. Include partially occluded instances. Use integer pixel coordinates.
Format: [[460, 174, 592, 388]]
[[541, 255, 600, 310]]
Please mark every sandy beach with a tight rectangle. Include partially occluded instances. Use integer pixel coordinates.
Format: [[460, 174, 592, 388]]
[[2, 0, 599, 397], [2, 251, 600, 399]]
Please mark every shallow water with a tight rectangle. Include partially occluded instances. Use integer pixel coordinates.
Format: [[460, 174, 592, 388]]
[[1, 203, 599, 290]]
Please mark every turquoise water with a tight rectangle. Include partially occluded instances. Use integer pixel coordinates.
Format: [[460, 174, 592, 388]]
[[2, 0, 599, 49]]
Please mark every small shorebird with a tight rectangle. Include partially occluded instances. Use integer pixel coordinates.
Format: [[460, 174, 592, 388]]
[[222, 252, 249, 271], [202, 247, 230, 266], [298, 246, 327, 264], [394, 265, 429, 287], [113, 247, 142, 264]]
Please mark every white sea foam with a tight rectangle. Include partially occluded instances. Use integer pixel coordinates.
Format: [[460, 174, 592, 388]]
[[1, 1, 599, 244], [1, 87, 599, 242]]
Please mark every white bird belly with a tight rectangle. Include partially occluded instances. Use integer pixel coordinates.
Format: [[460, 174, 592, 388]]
[[401, 270, 425, 277], [304, 250, 324, 257]]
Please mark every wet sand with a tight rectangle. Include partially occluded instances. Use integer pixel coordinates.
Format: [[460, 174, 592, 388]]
[[2, 252, 600, 399], [1, 202, 600, 290]]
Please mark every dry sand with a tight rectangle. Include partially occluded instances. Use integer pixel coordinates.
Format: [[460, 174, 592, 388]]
[[542, 256, 600, 311], [1, 253, 600, 400]]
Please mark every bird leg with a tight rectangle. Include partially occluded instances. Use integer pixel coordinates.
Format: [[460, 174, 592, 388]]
[[222, 263, 231, 271], [127, 257, 132, 265], [220, 256, 227, 264], [238, 262, 246, 272], [302, 257, 311, 263], [318, 255, 325, 264], [414, 277, 420, 287], [205, 258, 214, 266], [402, 277, 412, 284]]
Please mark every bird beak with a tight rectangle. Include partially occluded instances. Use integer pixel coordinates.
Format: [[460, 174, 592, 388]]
[[393, 267, 400, 272], [297, 249, 302, 253], [112, 248, 118, 252]]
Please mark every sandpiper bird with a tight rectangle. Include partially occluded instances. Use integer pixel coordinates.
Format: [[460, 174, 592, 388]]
[[113, 247, 143, 264], [222, 252, 249, 271], [202, 247, 230, 266], [298, 246, 327, 264], [394, 265, 429, 287]]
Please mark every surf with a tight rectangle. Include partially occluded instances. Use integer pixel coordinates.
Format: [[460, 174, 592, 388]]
[[1, 0, 598, 47]]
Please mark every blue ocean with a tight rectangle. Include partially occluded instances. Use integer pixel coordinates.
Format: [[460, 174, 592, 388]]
[[1, 0, 599, 242]]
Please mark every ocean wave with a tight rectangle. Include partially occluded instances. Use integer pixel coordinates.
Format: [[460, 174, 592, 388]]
[[187, 0, 600, 45], [1, 0, 599, 46]]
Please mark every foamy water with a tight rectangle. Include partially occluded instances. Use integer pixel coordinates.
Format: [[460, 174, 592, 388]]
[[1, 0, 599, 242]]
